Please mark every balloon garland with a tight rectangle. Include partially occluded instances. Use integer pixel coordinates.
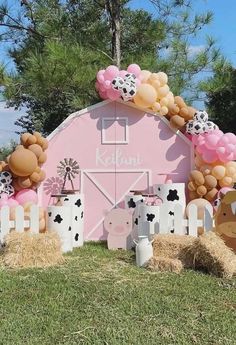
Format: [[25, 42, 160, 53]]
[[96, 64, 236, 204]]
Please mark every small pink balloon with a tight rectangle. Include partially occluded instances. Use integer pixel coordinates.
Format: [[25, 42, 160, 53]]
[[15, 189, 38, 206], [0, 193, 9, 207], [99, 90, 108, 100], [202, 149, 218, 163], [97, 70, 105, 83], [204, 134, 219, 149], [119, 70, 128, 78], [127, 63, 141, 77], [104, 80, 111, 89], [8, 197, 19, 207], [106, 88, 121, 100], [224, 133, 236, 143], [104, 65, 119, 81], [218, 135, 229, 146], [226, 143, 235, 153], [196, 143, 206, 154], [216, 146, 226, 154], [135, 78, 141, 87]]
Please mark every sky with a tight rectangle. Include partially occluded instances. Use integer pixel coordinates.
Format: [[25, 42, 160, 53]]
[[0, 0, 236, 145]]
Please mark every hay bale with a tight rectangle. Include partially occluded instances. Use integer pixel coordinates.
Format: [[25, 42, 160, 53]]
[[153, 234, 195, 259], [3, 231, 64, 268], [147, 256, 183, 273], [185, 232, 236, 278]]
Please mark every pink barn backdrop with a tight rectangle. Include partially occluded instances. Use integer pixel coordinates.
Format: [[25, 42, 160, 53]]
[[38, 99, 194, 240]]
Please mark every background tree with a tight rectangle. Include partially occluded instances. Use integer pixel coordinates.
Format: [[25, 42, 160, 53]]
[[200, 59, 236, 133], [0, 0, 221, 135]]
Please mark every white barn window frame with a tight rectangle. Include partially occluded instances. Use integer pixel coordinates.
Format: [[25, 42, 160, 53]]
[[101, 117, 129, 144]]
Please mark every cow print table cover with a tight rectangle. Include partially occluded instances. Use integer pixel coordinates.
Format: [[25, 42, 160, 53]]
[[153, 183, 186, 233], [61, 193, 84, 248], [125, 194, 144, 241], [47, 206, 73, 253]]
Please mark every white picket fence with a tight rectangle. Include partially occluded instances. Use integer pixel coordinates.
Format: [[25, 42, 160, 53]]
[[0, 205, 40, 243], [138, 203, 214, 237]]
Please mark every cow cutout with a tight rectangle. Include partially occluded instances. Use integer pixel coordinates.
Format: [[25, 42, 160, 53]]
[[104, 208, 133, 250], [215, 191, 236, 252]]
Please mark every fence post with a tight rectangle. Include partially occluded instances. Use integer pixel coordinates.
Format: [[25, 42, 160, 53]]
[[0, 206, 10, 243], [15, 206, 25, 233], [203, 204, 214, 232], [173, 204, 185, 235], [30, 205, 39, 234], [188, 204, 198, 237]]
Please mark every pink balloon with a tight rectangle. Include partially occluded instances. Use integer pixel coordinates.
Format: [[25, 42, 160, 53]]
[[204, 134, 219, 149], [119, 70, 128, 78], [15, 189, 38, 206], [127, 63, 141, 77], [99, 90, 108, 100], [196, 143, 206, 154], [8, 197, 19, 207], [97, 70, 105, 83], [224, 133, 236, 143], [226, 143, 235, 153], [104, 80, 111, 89], [104, 65, 119, 81], [106, 88, 121, 100], [135, 78, 141, 87], [218, 135, 229, 146], [0, 193, 9, 207], [202, 149, 218, 163]]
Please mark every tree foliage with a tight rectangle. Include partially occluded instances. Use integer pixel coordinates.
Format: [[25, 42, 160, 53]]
[[201, 59, 236, 133], [0, 0, 222, 134]]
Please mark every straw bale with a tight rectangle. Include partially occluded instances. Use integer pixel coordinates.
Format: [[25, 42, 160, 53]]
[[147, 256, 183, 273]]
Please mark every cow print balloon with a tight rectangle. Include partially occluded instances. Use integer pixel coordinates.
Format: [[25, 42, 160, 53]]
[[121, 82, 136, 102], [193, 110, 208, 123], [111, 76, 124, 91]]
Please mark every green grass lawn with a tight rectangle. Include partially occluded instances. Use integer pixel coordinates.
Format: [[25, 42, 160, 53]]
[[0, 242, 235, 345]]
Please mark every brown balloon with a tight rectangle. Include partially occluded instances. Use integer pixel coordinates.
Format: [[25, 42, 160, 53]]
[[204, 175, 217, 189], [190, 170, 205, 186], [197, 185, 207, 196], [28, 144, 43, 158], [30, 172, 41, 183], [188, 181, 197, 192], [9, 148, 38, 176], [170, 115, 185, 129], [174, 96, 186, 109], [17, 177, 32, 189], [38, 152, 47, 164], [189, 191, 199, 200], [205, 188, 218, 201]]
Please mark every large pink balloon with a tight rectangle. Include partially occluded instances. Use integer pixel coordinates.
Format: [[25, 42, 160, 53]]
[[15, 189, 38, 206], [97, 70, 105, 83], [127, 64, 141, 77]]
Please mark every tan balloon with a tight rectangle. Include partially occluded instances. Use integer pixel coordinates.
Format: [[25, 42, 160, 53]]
[[139, 70, 152, 83], [174, 96, 186, 109], [38, 152, 47, 165], [179, 107, 189, 119], [26, 134, 37, 146], [159, 106, 169, 116], [156, 72, 168, 86], [134, 84, 157, 108], [188, 181, 197, 192], [160, 97, 169, 107], [152, 102, 161, 112], [219, 176, 233, 188], [197, 185, 207, 196], [156, 85, 170, 98], [17, 177, 32, 189], [9, 149, 38, 176], [205, 188, 218, 201], [204, 174, 217, 189], [211, 165, 226, 180], [189, 191, 199, 200], [190, 170, 205, 186]]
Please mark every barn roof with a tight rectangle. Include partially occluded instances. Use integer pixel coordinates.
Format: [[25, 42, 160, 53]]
[[47, 99, 192, 148]]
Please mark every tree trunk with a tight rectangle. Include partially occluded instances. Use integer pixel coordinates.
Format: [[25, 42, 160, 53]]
[[106, 0, 121, 68]]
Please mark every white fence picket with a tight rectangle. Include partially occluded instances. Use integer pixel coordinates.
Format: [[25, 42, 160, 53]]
[[204, 204, 214, 232], [15, 206, 25, 232], [173, 204, 185, 235], [0, 206, 10, 242], [30, 205, 39, 234]]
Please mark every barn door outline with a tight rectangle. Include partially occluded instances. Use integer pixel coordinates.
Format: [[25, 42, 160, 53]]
[[81, 169, 152, 239]]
